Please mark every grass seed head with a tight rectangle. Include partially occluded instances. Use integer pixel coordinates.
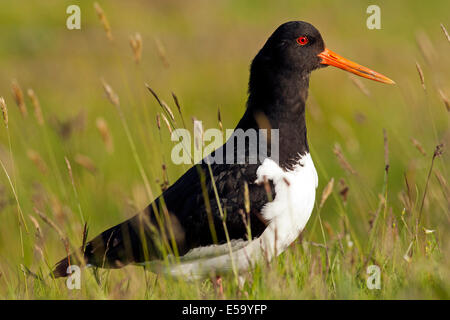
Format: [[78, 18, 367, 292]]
[[161, 100, 175, 121], [319, 177, 334, 209], [101, 79, 120, 107], [156, 113, 161, 130], [154, 37, 169, 68], [27, 88, 44, 125], [433, 144, 444, 158], [96, 117, 114, 153], [0, 97, 8, 127], [338, 178, 349, 203], [34, 207, 66, 242], [171, 92, 182, 114], [410, 137, 427, 156], [129, 32, 142, 64], [244, 181, 250, 214], [145, 84, 175, 121], [27, 149, 48, 174], [161, 113, 172, 134], [75, 154, 98, 174], [94, 2, 113, 41], [11, 79, 28, 117]]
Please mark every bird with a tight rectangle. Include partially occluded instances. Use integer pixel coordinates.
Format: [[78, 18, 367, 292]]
[[53, 21, 394, 279]]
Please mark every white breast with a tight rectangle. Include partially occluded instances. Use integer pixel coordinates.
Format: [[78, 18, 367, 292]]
[[255, 153, 318, 255]]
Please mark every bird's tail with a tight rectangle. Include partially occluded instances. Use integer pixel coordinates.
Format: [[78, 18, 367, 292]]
[[52, 213, 162, 278], [52, 249, 83, 278]]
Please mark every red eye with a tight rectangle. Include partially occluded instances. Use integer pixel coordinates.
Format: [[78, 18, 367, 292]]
[[297, 36, 309, 46]]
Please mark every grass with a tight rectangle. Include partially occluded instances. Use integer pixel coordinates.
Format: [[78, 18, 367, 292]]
[[0, 0, 449, 299]]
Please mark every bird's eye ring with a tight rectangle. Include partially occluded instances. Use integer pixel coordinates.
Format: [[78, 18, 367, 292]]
[[296, 36, 309, 46]]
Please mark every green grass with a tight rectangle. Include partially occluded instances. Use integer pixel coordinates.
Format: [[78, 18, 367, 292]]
[[0, 0, 449, 299]]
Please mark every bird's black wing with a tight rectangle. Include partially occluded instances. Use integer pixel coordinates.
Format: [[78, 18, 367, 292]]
[[53, 113, 275, 276], [158, 159, 272, 252]]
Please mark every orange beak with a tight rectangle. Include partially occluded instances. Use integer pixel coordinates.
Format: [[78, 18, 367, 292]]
[[318, 48, 395, 85]]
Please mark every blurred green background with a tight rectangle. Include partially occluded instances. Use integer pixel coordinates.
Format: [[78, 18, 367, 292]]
[[0, 0, 448, 299]]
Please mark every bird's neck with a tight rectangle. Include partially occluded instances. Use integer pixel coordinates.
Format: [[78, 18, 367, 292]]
[[238, 63, 311, 168]]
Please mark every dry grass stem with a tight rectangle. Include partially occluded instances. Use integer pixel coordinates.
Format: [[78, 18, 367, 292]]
[[64, 157, 76, 189], [81, 222, 89, 252], [434, 170, 449, 199], [218, 108, 223, 131], [418, 144, 444, 224], [415, 62, 426, 91], [438, 89, 449, 112], [34, 207, 66, 243], [383, 129, 389, 173], [333, 144, 357, 175], [441, 23, 450, 43], [416, 31, 436, 64], [65, 156, 85, 224], [350, 75, 370, 97], [28, 215, 43, 240]]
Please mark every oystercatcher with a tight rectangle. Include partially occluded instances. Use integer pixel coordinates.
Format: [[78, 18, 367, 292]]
[[53, 21, 394, 278]]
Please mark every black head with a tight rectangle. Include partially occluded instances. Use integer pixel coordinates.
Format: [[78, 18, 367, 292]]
[[257, 21, 326, 74], [249, 21, 394, 99], [247, 21, 329, 114]]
